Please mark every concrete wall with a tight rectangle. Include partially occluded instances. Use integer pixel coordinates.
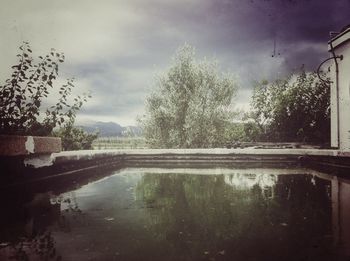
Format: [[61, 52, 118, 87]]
[[329, 28, 350, 149], [331, 177, 350, 258]]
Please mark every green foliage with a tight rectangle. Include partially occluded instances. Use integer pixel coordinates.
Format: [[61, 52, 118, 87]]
[[224, 121, 263, 143], [140, 44, 238, 148], [53, 119, 98, 151], [250, 70, 330, 143], [0, 42, 90, 136]]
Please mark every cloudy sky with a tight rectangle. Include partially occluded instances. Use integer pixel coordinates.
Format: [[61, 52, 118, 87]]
[[1, 0, 349, 126]]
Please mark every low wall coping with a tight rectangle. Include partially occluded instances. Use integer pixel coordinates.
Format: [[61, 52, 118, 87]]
[[0, 135, 62, 156]]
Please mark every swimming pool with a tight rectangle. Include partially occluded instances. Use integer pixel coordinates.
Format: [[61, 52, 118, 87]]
[[0, 166, 349, 261]]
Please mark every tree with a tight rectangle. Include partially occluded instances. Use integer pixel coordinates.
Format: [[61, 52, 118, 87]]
[[0, 42, 90, 136], [140, 44, 238, 148], [250, 69, 330, 143]]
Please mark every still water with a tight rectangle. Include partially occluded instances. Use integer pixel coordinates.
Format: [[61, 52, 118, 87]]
[[1, 167, 349, 261]]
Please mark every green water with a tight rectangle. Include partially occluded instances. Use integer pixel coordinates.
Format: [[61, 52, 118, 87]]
[[1, 167, 349, 261]]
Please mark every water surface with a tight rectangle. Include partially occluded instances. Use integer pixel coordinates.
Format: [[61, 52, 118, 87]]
[[1, 167, 349, 261]]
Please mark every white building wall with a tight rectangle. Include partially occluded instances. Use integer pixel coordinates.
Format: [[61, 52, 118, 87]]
[[329, 28, 350, 150], [329, 59, 339, 148]]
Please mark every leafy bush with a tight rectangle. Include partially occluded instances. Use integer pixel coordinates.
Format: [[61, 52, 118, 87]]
[[250, 70, 330, 143], [53, 119, 98, 151], [0, 42, 90, 136]]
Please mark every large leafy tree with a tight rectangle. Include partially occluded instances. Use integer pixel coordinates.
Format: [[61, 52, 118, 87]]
[[251, 70, 330, 143], [140, 44, 238, 148]]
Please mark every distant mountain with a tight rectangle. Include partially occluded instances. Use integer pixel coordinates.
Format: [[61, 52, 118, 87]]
[[79, 121, 142, 137]]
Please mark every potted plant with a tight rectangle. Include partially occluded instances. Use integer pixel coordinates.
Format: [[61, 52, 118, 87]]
[[0, 42, 91, 156]]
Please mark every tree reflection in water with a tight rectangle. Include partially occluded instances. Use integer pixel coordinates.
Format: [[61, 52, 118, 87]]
[[1, 168, 348, 261], [136, 172, 332, 261], [0, 192, 82, 261]]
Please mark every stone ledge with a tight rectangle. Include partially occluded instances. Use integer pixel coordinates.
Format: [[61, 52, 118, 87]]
[[0, 135, 61, 156]]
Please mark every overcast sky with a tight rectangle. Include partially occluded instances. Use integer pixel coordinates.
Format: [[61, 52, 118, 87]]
[[1, 0, 349, 126]]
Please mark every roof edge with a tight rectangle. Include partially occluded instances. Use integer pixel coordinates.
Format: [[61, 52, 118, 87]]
[[328, 27, 350, 51]]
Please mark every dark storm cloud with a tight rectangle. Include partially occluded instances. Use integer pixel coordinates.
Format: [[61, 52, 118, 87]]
[[211, 0, 346, 41], [205, 0, 350, 71], [135, 0, 350, 81]]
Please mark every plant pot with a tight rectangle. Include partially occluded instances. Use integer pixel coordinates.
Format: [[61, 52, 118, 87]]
[[0, 135, 62, 156]]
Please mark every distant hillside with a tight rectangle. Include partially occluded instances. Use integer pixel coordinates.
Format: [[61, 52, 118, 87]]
[[79, 121, 142, 137]]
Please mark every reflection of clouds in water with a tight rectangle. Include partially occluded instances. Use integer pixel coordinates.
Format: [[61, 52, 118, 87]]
[[118, 168, 144, 182], [224, 173, 277, 189], [59, 169, 143, 199]]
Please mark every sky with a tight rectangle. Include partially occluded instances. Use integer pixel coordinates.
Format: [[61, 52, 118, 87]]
[[1, 0, 350, 126]]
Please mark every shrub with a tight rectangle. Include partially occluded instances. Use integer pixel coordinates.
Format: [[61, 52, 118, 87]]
[[53, 119, 98, 150], [0, 42, 90, 136]]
